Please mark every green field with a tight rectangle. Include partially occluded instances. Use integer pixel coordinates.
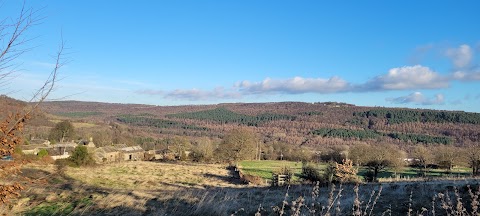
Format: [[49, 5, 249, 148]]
[[362, 167, 472, 179], [239, 160, 326, 181], [240, 160, 472, 181]]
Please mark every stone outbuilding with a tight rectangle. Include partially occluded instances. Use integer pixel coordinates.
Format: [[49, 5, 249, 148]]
[[118, 145, 144, 161], [95, 146, 122, 163]]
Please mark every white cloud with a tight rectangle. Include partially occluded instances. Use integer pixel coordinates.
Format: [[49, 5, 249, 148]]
[[452, 69, 480, 81], [386, 92, 445, 105], [360, 65, 449, 91], [238, 76, 351, 94], [164, 87, 241, 101], [138, 65, 451, 101], [446, 44, 473, 68], [130, 61, 471, 102]]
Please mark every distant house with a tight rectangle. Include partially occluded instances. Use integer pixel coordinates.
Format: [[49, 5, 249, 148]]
[[20, 138, 51, 155], [117, 145, 144, 161], [47, 148, 70, 160], [49, 142, 77, 160], [52, 143, 77, 152], [95, 146, 122, 163]]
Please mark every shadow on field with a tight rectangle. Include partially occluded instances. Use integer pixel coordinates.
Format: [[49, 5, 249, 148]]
[[202, 173, 244, 185], [10, 166, 480, 216]]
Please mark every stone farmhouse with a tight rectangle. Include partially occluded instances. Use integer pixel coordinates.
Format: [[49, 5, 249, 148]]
[[94, 146, 122, 163], [19, 138, 146, 163]]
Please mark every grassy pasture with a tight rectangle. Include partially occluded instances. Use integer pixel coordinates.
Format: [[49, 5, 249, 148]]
[[240, 160, 315, 181], [5, 161, 479, 215], [240, 160, 472, 181]]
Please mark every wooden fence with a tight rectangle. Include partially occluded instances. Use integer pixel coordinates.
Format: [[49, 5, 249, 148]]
[[272, 174, 290, 186]]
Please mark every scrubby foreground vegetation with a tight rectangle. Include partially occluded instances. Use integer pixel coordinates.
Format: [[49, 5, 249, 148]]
[[1, 161, 479, 215]]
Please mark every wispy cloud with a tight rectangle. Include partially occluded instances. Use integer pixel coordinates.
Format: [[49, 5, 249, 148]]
[[386, 92, 445, 105], [164, 87, 242, 101], [443, 44, 480, 81], [409, 43, 434, 64], [452, 69, 480, 81], [238, 76, 351, 94], [446, 44, 473, 68]]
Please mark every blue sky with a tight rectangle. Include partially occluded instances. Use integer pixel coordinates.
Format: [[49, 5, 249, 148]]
[[2, 1, 480, 112]]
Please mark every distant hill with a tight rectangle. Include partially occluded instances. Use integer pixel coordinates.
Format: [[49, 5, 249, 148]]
[[33, 100, 480, 148], [0, 95, 51, 128], [0, 95, 27, 118]]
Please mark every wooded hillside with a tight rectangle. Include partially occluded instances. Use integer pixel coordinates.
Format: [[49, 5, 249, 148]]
[[12, 99, 474, 151]]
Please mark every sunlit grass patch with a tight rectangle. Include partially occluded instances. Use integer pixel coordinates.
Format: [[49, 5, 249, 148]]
[[239, 160, 309, 180]]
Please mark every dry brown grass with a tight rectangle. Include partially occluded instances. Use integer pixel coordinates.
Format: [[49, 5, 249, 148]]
[[2, 161, 480, 215], [66, 161, 246, 190]]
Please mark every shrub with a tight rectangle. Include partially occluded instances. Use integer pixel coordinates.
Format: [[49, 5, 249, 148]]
[[363, 170, 375, 182], [14, 146, 23, 155], [301, 162, 323, 183], [335, 159, 360, 183], [241, 173, 264, 185], [68, 146, 95, 167], [37, 149, 48, 158], [324, 161, 337, 184]]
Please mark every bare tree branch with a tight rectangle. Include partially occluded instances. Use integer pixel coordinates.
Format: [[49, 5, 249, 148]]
[[0, 2, 64, 203], [0, 2, 43, 89]]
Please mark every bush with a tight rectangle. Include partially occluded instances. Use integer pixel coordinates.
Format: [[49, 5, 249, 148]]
[[335, 159, 360, 183], [69, 146, 95, 167], [37, 149, 48, 158], [241, 173, 264, 185], [363, 170, 376, 182], [301, 163, 323, 183], [323, 161, 337, 184]]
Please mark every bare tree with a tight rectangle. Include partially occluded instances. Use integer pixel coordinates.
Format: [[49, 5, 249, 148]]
[[217, 128, 259, 164], [411, 145, 434, 177], [464, 142, 480, 176], [0, 3, 65, 203], [433, 145, 459, 173], [49, 120, 75, 143], [349, 144, 404, 182]]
